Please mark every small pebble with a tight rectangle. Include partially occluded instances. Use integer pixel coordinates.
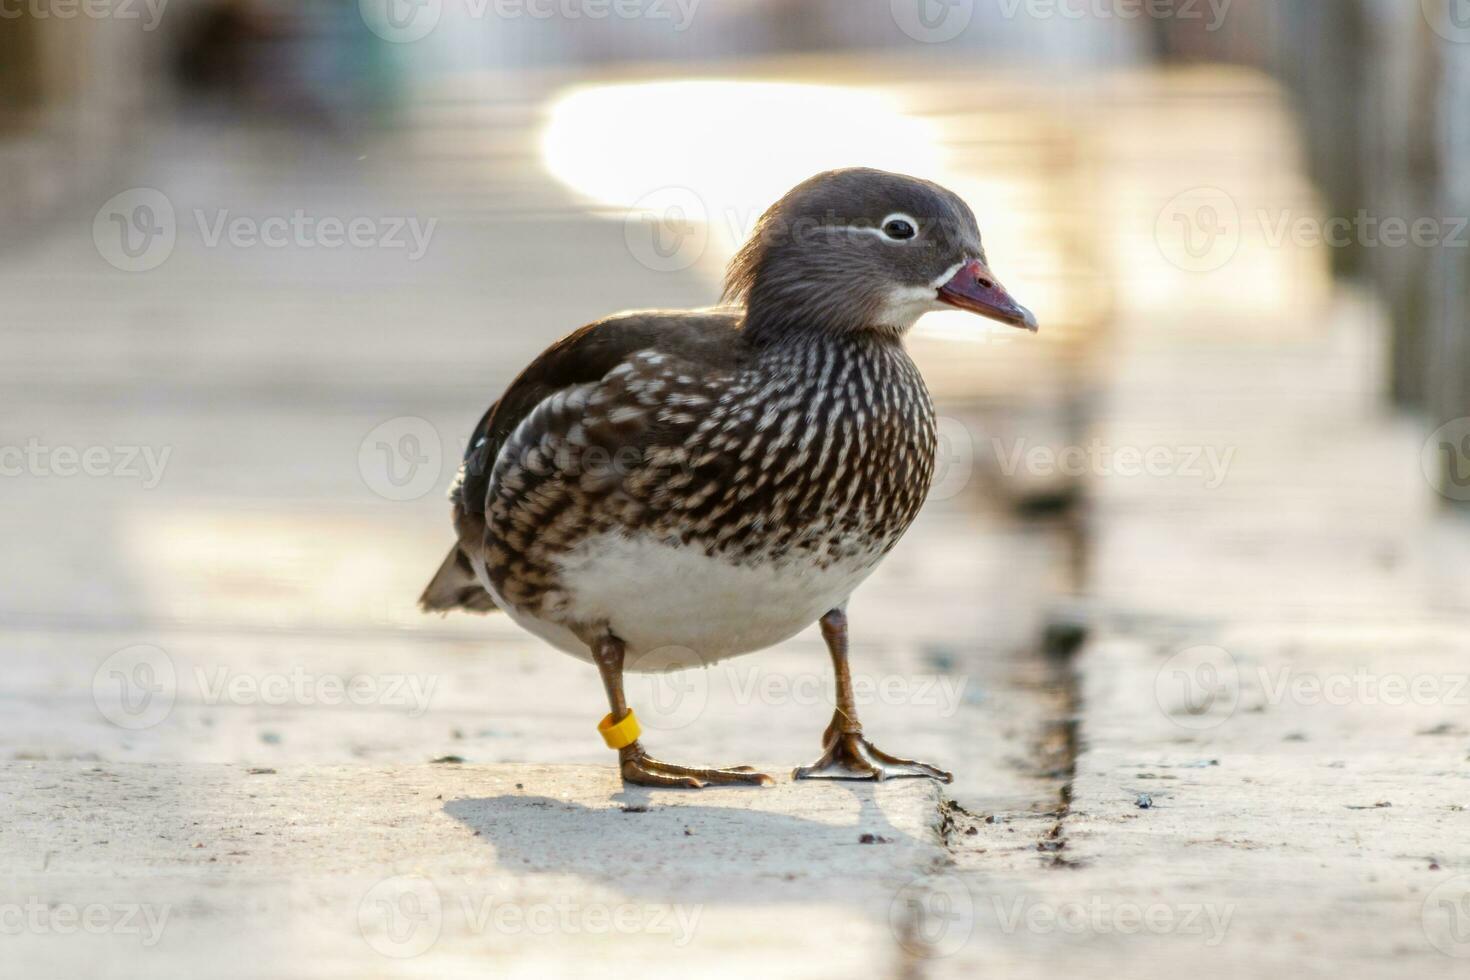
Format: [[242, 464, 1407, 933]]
[[858, 833, 892, 844], [1137, 794, 1153, 809]]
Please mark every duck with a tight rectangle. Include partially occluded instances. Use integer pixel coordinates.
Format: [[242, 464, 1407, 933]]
[[420, 167, 1037, 788]]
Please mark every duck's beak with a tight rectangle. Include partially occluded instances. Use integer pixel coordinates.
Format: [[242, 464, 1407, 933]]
[[936, 259, 1039, 332]]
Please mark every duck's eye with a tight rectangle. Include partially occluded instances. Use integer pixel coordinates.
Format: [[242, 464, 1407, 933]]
[[882, 216, 917, 241]]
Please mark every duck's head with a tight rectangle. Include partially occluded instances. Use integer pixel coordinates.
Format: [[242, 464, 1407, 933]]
[[724, 168, 1038, 343]]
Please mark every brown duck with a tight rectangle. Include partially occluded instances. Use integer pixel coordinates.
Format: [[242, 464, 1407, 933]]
[[421, 168, 1037, 787]]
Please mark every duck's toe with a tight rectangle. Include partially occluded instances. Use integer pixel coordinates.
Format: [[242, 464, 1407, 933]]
[[793, 732, 952, 783], [620, 749, 775, 788]]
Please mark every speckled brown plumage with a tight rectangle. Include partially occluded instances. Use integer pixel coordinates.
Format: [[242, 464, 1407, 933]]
[[459, 313, 936, 622]]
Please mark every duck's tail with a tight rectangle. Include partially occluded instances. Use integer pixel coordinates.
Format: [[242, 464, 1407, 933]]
[[419, 545, 500, 615]]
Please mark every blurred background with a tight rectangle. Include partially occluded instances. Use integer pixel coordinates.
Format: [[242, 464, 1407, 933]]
[[4, 1, 1470, 977]]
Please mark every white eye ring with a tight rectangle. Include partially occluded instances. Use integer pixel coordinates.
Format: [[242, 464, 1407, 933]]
[[879, 213, 920, 241]]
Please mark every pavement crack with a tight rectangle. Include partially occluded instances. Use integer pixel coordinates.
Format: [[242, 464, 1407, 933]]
[[1038, 615, 1087, 868]]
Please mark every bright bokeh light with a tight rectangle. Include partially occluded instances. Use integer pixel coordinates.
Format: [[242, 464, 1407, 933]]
[[538, 79, 1068, 342], [541, 80, 946, 229]]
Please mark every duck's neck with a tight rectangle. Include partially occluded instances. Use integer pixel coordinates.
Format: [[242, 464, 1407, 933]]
[[741, 307, 907, 360]]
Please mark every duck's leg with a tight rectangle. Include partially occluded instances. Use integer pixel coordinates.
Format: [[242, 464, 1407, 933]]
[[793, 608, 953, 783], [591, 634, 773, 788]]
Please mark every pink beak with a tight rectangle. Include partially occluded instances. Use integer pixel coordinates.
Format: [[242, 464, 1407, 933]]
[[936, 259, 1039, 332]]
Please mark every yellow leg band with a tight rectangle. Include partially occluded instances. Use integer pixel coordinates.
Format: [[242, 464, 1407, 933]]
[[598, 710, 641, 750]]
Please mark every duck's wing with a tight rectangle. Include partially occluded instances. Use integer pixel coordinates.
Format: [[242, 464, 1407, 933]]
[[419, 309, 743, 615]]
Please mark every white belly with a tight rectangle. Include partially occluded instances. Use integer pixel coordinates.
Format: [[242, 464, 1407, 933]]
[[480, 532, 884, 671]]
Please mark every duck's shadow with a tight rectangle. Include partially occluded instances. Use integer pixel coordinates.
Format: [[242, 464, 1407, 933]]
[[443, 782, 933, 904]]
